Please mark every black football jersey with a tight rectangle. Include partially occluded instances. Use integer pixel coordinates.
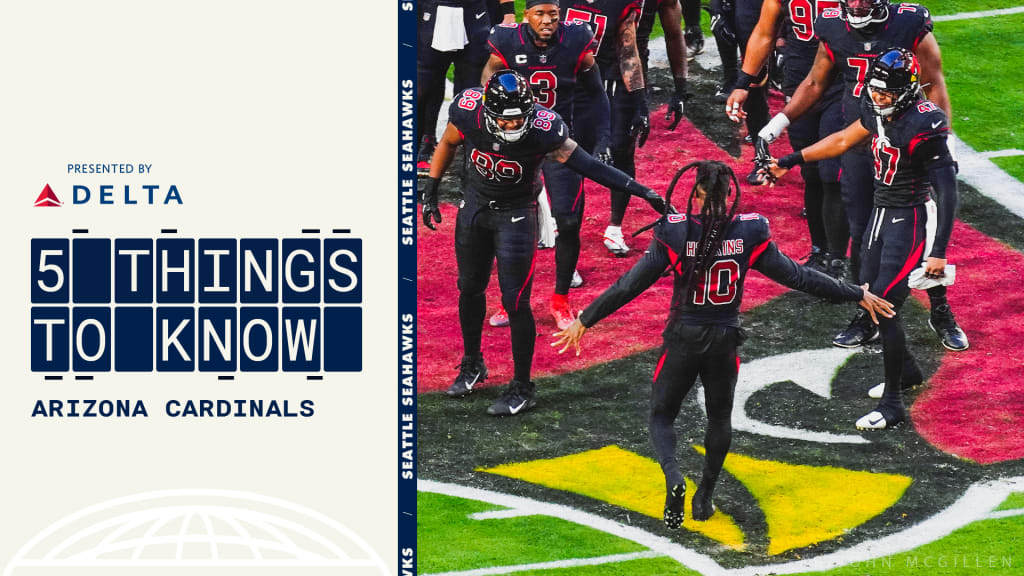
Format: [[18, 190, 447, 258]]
[[580, 212, 861, 328], [779, 0, 842, 98], [487, 22, 597, 122], [448, 89, 569, 201], [814, 3, 932, 119], [563, 0, 643, 80], [858, 96, 951, 207]]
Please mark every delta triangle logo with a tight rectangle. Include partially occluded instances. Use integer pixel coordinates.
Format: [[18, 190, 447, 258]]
[[34, 184, 62, 207]]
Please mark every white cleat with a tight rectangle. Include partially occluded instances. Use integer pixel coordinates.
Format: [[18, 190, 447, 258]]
[[570, 269, 584, 288], [855, 410, 903, 430], [868, 382, 885, 399], [603, 226, 630, 257]]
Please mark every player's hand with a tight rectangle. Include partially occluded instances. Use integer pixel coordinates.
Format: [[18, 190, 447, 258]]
[[631, 110, 651, 148], [421, 177, 442, 231], [758, 113, 790, 144], [594, 137, 613, 165], [552, 318, 587, 356], [923, 257, 947, 279], [859, 283, 895, 324], [725, 89, 748, 122], [666, 92, 686, 131], [639, 186, 668, 214]]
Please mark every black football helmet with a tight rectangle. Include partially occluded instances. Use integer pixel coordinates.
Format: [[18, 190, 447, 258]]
[[483, 70, 535, 143], [839, 0, 888, 28], [866, 48, 921, 117]]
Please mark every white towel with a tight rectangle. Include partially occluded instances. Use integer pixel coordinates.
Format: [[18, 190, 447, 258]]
[[431, 5, 469, 52], [908, 264, 956, 290], [536, 184, 557, 249]]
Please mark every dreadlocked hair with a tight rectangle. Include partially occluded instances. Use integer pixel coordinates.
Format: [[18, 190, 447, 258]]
[[654, 160, 742, 302]]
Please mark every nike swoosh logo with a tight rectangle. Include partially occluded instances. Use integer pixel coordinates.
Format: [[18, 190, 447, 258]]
[[869, 415, 884, 426], [892, 218, 905, 223], [465, 372, 481, 391], [476, 11, 486, 19], [932, 121, 943, 129], [508, 400, 529, 414], [511, 216, 526, 223]]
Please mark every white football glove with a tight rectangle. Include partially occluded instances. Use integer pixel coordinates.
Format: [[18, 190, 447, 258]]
[[758, 113, 790, 144]]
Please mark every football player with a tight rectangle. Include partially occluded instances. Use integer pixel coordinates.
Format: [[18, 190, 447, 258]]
[[764, 49, 959, 428], [637, 0, 690, 131], [481, 0, 613, 330], [562, 0, 650, 256], [422, 70, 669, 416], [554, 160, 892, 526], [756, 0, 967, 351], [712, 0, 770, 137], [725, 0, 848, 280], [417, 0, 516, 175]]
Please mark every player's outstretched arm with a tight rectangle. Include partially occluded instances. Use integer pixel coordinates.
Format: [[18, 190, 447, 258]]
[[579, 56, 613, 163], [858, 284, 895, 325], [550, 138, 669, 213], [760, 43, 835, 142], [761, 119, 869, 184], [421, 122, 464, 230], [725, 0, 781, 122], [916, 33, 951, 123], [554, 235, 672, 355]]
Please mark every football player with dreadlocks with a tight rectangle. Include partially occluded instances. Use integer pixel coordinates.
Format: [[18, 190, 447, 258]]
[[755, 0, 968, 352], [422, 70, 669, 416], [764, 49, 959, 429], [553, 161, 892, 526]]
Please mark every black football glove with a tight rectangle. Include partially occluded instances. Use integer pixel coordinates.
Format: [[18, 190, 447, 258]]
[[631, 93, 651, 148], [421, 176, 442, 230], [666, 78, 689, 131], [747, 137, 776, 186], [594, 136, 613, 165], [638, 186, 667, 214]]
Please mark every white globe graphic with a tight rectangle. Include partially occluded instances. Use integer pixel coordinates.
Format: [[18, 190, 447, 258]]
[[3, 490, 390, 575]]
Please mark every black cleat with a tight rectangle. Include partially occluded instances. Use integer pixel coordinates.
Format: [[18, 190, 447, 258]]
[[713, 85, 730, 103], [487, 380, 537, 416], [447, 356, 487, 397], [684, 25, 704, 58], [664, 483, 686, 529], [803, 247, 829, 274], [828, 257, 850, 283], [691, 484, 716, 521], [832, 310, 880, 348], [929, 304, 969, 351]]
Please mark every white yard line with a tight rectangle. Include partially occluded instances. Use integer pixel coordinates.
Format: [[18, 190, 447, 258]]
[[934, 5, 1024, 22], [421, 476, 1024, 576], [469, 509, 537, 520], [980, 149, 1024, 159], [422, 551, 664, 576], [953, 134, 1024, 220]]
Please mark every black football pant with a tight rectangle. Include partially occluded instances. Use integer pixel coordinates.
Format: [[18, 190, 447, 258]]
[[456, 191, 538, 383], [606, 79, 640, 226], [543, 160, 586, 295], [787, 95, 847, 257], [860, 204, 928, 417], [417, 2, 491, 145], [734, 10, 769, 140], [649, 325, 741, 497]]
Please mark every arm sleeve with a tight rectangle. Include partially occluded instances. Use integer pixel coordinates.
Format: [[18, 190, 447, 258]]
[[564, 145, 655, 198], [927, 162, 958, 259], [579, 235, 672, 327], [752, 242, 863, 302], [579, 64, 611, 146]]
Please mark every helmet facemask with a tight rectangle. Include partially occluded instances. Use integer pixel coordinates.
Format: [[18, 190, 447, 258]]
[[484, 109, 531, 143], [866, 48, 921, 118], [483, 70, 536, 144], [840, 0, 888, 28]]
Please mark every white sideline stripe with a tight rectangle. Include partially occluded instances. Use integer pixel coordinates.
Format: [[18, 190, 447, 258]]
[[422, 551, 663, 576], [469, 509, 537, 520], [419, 479, 728, 575], [952, 134, 1024, 220], [934, 6, 1024, 22], [980, 149, 1024, 159], [986, 508, 1024, 521], [422, 477, 1024, 576]]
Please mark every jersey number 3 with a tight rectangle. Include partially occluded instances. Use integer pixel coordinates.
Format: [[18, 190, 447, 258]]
[[692, 260, 740, 305]]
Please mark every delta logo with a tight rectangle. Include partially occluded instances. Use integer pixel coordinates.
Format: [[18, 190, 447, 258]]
[[32, 183, 183, 207]]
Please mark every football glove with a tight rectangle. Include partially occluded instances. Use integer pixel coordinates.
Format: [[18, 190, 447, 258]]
[[748, 137, 776, 185], [631, 93, 651, 148], [758, 112, 790, 144], [666, 79, 689, 131], [594, 136, 613, 165], [421, 176, 442, 230]]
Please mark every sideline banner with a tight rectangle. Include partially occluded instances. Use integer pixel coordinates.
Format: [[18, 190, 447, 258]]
[[0, 2, 399, 575]]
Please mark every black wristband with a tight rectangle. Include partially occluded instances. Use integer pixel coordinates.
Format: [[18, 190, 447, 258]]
[[734, 71, 757, 89], [501, 1, 516, 15], [778, 152, 805, 169], [673, 77, 688, 98]]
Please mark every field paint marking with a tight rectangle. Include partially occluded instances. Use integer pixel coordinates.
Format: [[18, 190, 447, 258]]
[[469, 509, 537, 520], [698, 347, 870, 444], [420, 479, 729, 575], [953, 134, 1024, 220], [423, 476, 1024, 576], [934, 6, 1024, 22], [987, 508, 1024, 521], [980, 149, 1024, 159], [725, 476, 1024, 575], [423, 551, 664, 576]]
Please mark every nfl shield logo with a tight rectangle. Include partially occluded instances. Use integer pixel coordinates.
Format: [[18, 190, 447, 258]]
[[493, 143, 500, 151], [864, 42, 872, 50], [540, 54, 547, 63]]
